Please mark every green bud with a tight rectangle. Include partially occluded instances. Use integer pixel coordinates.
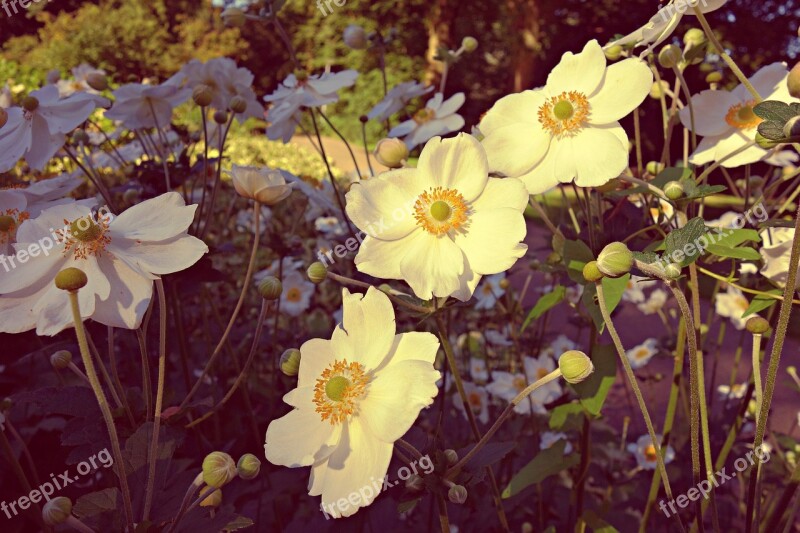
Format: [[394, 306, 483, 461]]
[[55, 267, 88, 291], [202, 452, 237, 488], [649, 80, 670, 100], [374, 138, 409, 169], [192, 85, 213, 107], [50, 350, 73, 370], [582, 260, 604, 282], [596, 242, 633, 278], [783, 116, 800, 139], [42, 497, 72, 525], [604, 44, 623, 61], [258, 276, 282, 300], [280, 348, 301, 376], [229, 95, 247, 114], [755, 132, 781, 149], [705, 71, 723, 84], [343, 25, 368, 49], [21, 96, 39, 112], [746, 316, 770, 335], [461, 36, 479, 53], [546, 251, 562, 265], [663, 180, 685, 200], [658, 45, 682, 69], [448, 484, 468, 504], [664, 263, 682, 279], [72, 129, 89, 145], [86, 73, 108, 91], [683, 28, 706, 48], [444, 449, 459, 465], [213, 110, 228, 124], [237, 454, 262, 480], [307, 262, 328, 284], [788, 62, 800, 99], [558, 350, 594, 384], [646, 161, 665, 176], [200, 487, 222, 507], [221, 7, 247, 28]]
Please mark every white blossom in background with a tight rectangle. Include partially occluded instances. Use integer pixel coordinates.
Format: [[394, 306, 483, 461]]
[[453, 381, 490, 424], [759, 228, 800, 290], [474, 273, 506, 310], [280, 271, 315, 316], [388, 92, 465, 149], [540, 431, 573, 454], [105, 76, 191, 130], [626, 338, 659, 369], [715, 285, 752, 329], [56, 64, 107, 97], [368, 81, 433, 122], [628, 434, 675, 470]]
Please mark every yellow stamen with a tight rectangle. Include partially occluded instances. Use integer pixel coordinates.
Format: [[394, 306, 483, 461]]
[[538, 91, 590, 136], [58, 216, 111, 259], [414, 187, 469, 235], [725, 100, 762, 129], [0, 209, 29, 245], [644, 444, 658, 462], [313, 360, 369, 424], [413, 108, 436, 125]]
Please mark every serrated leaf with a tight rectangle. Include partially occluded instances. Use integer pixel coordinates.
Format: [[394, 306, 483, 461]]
[[742, 290, 781, 318], [705, 244, 761, 260], [522, 286, 566, 332], [664, 217, 708, 267], [572, 344, 617, 415], [501, 441, 580, 498], [753, 100, 798, 123], [758, 120, 787, 141]]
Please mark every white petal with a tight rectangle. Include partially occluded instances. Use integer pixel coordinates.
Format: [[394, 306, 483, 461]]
[[478, 90, 545, 136], [481, 123, 550, 177], [360, 360, 439, 442], [265, 407, 342, 467], [715, 130, 767, 168], [416, 134, 488, 202], [298, 338, 337, 389], [687, 134, 721, 166], [733, 62, 788, 102], [679, 89, 739, 136], [471, 177, 530, 213], [109, 234, 207, 278], [388, 120, 416, 138], [344, 168, 423, 240], [588, 58, 653, 124], [110, 193, 196, 242], [547, 40, 606, 95], [570, 126, 630, 187], [398, 230, 465, 300], [455, 208, 527, 275], [379, 331, 440, 368], [354, 234, 410, 279], [330, 287, 396, 371], [92, 256, 153, 329], [436, 92, 465, 117]]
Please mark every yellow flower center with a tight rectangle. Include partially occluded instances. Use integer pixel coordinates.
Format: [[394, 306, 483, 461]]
[[59, 215, 111, 259], [414, 187, 469, 235], [725, 100, 762, 129], [0, 209, 28, 244], [286, 287, 302, 303], [413, 108, 436, 124], [512, 376, 528, 392], [313, 360, 369, 424], [468, 392, 483, 409], [644, 444, 658, 462], [538, 91, 590, 136], [635, 348, 650, 360], [536, 368, 549, 380]]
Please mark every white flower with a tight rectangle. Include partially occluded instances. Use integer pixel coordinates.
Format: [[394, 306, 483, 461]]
[[469, 357, 489, 383], [56, 64, 107, 97], [346, 134, 528, 301], [759, 228, 800, 290], [717, 383, 748, 400], [105, 78, 191, 130], [453, 381, 490, 424], [0, 193, 207, 336], [479, 40, 652, 194], [485, 328, 513, 347], [623, 275, 658, 304], [475, 273, 506, 310], [183, 58, 264, 121], [235, 205, 272, 234], [264, 287, 440, 518], [540, 431, 573, 454], [715, 285, 751, 329], [630, 194, 675, 225], [314, 216, 347, 237], [681, 63, 799, 168], [523, 353, 562, 410], [280, 271, 315, 316], [263, 70, 358, 142], [626, 338, 659, 369], [0, 85, 109, 172], [607, 0, 727, 50], [228, 165, 295, 205], [389, 93, 465, 149], [368, 81, 433, 122], [627, 434, 675, 470], [485, 371, 531, 414], [637, 288, 668, 315], [707, 211, 744, 229], [541, 334, 578, 359], [765, 150, 799, 168]]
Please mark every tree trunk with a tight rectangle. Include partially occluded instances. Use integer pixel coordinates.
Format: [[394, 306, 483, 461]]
[[507, 0, 543, 92]]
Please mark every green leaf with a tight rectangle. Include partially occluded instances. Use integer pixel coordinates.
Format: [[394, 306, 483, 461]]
[[73, 488, 120, 519], [633, 251, 661, 264], [652, 167, 692, 189], [705, 244, 761, 260], [742, 290, 781, 318], [549, 402, 585, 431], [522, 285, 566, 332], [684, 184, 727, 200], [664, 217, 708, 267], [223, 516, 256, 531], [753, 100, 798, 123], [572, 345, 617, 416], [758, 120, 787, 141], [601, 274, 630, 315], [562, 239, 595, 283], [502, 441, 580, 498], [708, 228, 760, 248]]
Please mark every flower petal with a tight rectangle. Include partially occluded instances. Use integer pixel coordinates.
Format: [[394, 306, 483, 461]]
[[109, 192, 197, 242], [478, 90, 545, 135], [679, 89, 739, 136], [345, 168, 423, 240], [298, 338, 337, 389], [92, 256, 153, 329], [588, 58, 653, 124], [109, 234, 208, 278], [265, 407, 342, 467], [547, 40, 606, 95], [330, 287, 396, 371], [354, 234, 411, 279], [570, 125, 629, 187], [398, 230, 466, 300], [416, 134, 488, 202], [481, 122, 551, 177], [454, 208, 527, 275], [471, 177, 530, 213]]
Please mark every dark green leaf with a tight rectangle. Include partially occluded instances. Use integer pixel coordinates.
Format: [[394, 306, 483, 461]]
[[502, 441, 580, 498], [664, 217, 708, 267], [758, 120, 787, 141], [684, 184, 727, 200], [562, 239, 595, 283], [601, 274, 630, 316], [708, 228, 760, 248], [753, 100, 798, 123], [652, 167, 692, 189], [522, 285, 566, 332], [633, 251, 661, 264]]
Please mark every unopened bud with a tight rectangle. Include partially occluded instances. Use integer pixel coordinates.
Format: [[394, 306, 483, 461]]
[[583, 261, 604, 282], [646, 161, 665, 176], [746, 316, 770, 335], [193, 85, 213, 107], [498, 278, 510, 290], [50, 350, 72, 370], [72, 129, 90, 145], [280, 349, 301, 376], [374, 138, 409, 168], [604, 44, 623, 61], [22, 96, 39, 112], [213, 110, 228, 124], [461, 36, 478, 53], [343, 24, 368, 49], [258, 276, 282, 300], [658, 45, 682, 69], [202, 452, 237, 488], [307, 262, 328, 284], [788, 62, 800, 99], [597, 242, 633, 278], [229, 95, 247, 114], [199, 487, 222, 507], [448, 485, 468, 504], [650, 80, 670, 100], [444, 449, 459, 465], [55, 267, 88, 291], [237, 454, 261, 480], [664, 263, 682, 280], [86, 73, 108, 91], [683, 28, 706, 48], [706, 71, 723, 84], [222, 7, 247, 28], [663, 180, 685, 200], [42, 497, 72, 525], [558, 350, 594, 384]]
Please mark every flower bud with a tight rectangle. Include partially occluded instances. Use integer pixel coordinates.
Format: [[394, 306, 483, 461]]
[[756, 132, 781, 149], [683, 28, 706, 47], [202, 451, 237, 488], [50, 350, 72, 370], [405, 474, 424, 491], [21, 96, 39, 112], [746, 316, 770, 335], [258, 276, 282, 300], [664, 263, 682, 280], [199, 487, 222, 508], [55, 267, 88, 291], [783, 116, 800, 139], [788, 62, 800, 99], [280, 348, 301, 376], [558, 350, 594, 384], [461, 36, 478, 53], [222, 7, 247, 28], [237, 453, 261, 480], [229, 95, 248, 114], [604, 44, 623, 61], [42, 497, 72, 525], [307, 262, 328, 284], [658, 45, 682, 69], [86, 73, 108, 92], [646, 161, 665, 176], [499, 278, 510, 290], [374, 138, 409, 168], [0, 107, 7, 129], [123, 188, 140, 205], [649, 80, 670, 100], [343, 24, 368, 49], [597, 242, 633, 278], [444, 449, 459, 465], [72, 129, 90, 145], [192, 85, 213, 107], [663, 180, 684, 200], [705, 71, 723, 84], [213, 110, 228, 124], [582, 261, 604, 282], [448, 484, 468, 504]]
